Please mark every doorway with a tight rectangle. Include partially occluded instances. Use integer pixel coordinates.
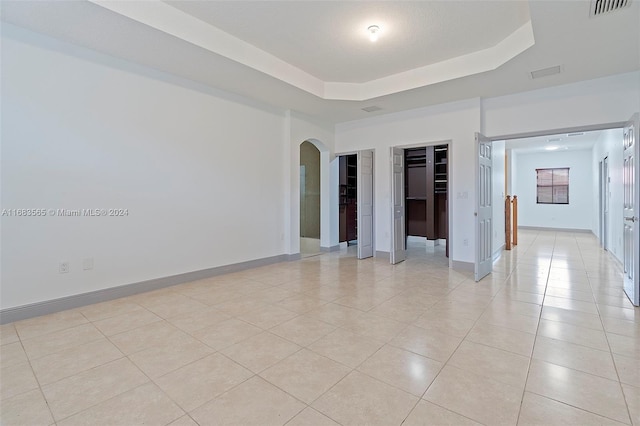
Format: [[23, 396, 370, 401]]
[[479, 118, 639, 307], [390, 143, 450, 265], [337, 151, 375, 259], [338, 154, 357, 246], [405, 145, 449, 258], [300, 141, 321, 257]]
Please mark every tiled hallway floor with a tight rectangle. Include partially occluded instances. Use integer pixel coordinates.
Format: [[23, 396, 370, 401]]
[[1, 230, 639, 425]]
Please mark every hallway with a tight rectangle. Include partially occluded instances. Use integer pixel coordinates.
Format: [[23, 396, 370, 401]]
[[1, 230, 638, 425]]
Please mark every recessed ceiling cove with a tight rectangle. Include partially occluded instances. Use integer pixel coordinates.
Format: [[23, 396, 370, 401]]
[[88, 0, 535, 101]]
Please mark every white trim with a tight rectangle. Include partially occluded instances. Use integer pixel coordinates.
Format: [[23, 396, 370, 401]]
[[88, 1, 534, 101]]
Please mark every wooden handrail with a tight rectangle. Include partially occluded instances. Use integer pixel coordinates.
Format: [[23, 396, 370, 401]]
[[505, 195, 518, 250], [512, 196, 518, 246], [505, 195, 512, 250]]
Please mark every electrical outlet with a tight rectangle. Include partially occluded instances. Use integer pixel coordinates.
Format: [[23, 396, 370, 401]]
[[83, 258, 94, 271], [59, 262, 70, 274], [463, 239, 469, 246]]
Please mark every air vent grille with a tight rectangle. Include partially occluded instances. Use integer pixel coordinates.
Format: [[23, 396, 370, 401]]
[[530, 65, 562, 79], [590, 0, 631, 17], [362, 105, 382, 113]]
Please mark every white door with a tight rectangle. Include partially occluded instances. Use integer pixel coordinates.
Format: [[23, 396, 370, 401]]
[[623, 114, 639, 306], [390, 147, 406, 264], [475, 133, 493, 281], [357, 150, 374, 259]]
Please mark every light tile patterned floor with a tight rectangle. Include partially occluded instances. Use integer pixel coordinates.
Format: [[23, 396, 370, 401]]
[[1, 230, 638, 425]]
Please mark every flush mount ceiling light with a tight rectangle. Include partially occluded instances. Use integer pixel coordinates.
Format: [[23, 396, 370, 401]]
[[545, 146, 560, 151], [367, 25, 381, 42]]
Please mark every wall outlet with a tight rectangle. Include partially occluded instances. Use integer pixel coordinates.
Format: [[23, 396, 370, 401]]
[[59, 262, 70, 274], [463, 239, 469, 246], [83, 258, 94, 271]]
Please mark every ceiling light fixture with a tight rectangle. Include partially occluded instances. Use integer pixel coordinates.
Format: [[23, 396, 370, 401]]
[[367, 25, 380, 42], [545, 146, 560, 151]]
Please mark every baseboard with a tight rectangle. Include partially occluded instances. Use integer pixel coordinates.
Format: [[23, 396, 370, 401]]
[[320, 245, 341, 253], [375, 251, 390, 259], [493, 244, 505, 261], [0, 254, 291, 325], [407, 236, 426, 243], [406, 236, 446, 247], [518, 226, 592, 233], [451, 260, 474, 272]]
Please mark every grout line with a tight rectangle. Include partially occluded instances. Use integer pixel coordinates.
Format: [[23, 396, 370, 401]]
[[2, 230, 635, 426], [588, 265, 635, 424], [515, 229, 551, 425]]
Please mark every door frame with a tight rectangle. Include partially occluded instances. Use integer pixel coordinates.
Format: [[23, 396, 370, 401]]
[[601, 155, 610, 250], [389, 140, 453, 267], [292, 138, 332, 256], [623, 113, 639, 306], [334, 150, 376, 257], [485, 120, 633, 278]]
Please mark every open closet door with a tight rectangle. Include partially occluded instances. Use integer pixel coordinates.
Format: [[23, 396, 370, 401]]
[[623, 113, 639, 306], [475, 133, 493, 281], [357, 150, 374, 259], [390, 147, 405, 264]]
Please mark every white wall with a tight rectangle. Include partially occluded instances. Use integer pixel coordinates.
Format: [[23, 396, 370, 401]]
[[492, 141, 506, 255], [512, 150, 593, 230], [591, 129, 624, 262], [335, 99, 481, 264], [1, 26, 293, 309], [335, 72, 639, 266], [483, 72, 640, 137], [3, 23, 639, 309]]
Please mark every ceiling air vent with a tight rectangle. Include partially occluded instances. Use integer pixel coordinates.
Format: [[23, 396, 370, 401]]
[[530, 65, 562, 79], [568, 132, 585, 137], [362, 105, 382, 113], [590, 0, 631, 17]]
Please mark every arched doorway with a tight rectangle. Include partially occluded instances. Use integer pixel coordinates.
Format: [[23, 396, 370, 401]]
[[300, 141, 322, 256]]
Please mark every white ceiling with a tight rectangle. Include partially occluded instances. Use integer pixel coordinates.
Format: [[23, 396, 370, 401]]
[[505, 130, 602, 154], [1, 1, 638, 124], [165, 1, 531, 83]]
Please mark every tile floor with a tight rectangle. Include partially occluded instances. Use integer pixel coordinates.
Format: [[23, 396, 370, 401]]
[[1, 230, 639, 425]]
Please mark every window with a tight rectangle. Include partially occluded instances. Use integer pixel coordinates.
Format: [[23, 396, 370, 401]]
[[536, 168, 569, 204]]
